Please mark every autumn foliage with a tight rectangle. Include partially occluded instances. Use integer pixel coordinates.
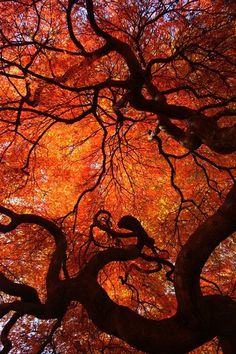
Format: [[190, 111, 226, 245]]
[[0, 0, 235, 353]]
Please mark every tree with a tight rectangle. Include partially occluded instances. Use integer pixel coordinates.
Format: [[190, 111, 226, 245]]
[[0, 0, 235, 352]]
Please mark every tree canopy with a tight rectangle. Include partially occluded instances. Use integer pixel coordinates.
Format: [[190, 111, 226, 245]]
[[0, 0, 235, 353]]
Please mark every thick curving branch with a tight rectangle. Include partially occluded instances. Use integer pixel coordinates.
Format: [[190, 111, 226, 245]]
[[74, 246, 213, 353], [174, 184, 236, 323], [72, 187, 236, 352], [0, 313, 20, 354], [84, 0, 236, 155], [0, 272, 40, 303], [0, 195, 236, 353], [73, 245, 236, 353], [0, 206, 68, 300]]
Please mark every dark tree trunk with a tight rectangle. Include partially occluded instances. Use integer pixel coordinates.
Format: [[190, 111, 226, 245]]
[[0, 190, 235, 354]]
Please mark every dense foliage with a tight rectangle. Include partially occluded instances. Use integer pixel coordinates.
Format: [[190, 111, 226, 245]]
[[0, 0, 235, 353]]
